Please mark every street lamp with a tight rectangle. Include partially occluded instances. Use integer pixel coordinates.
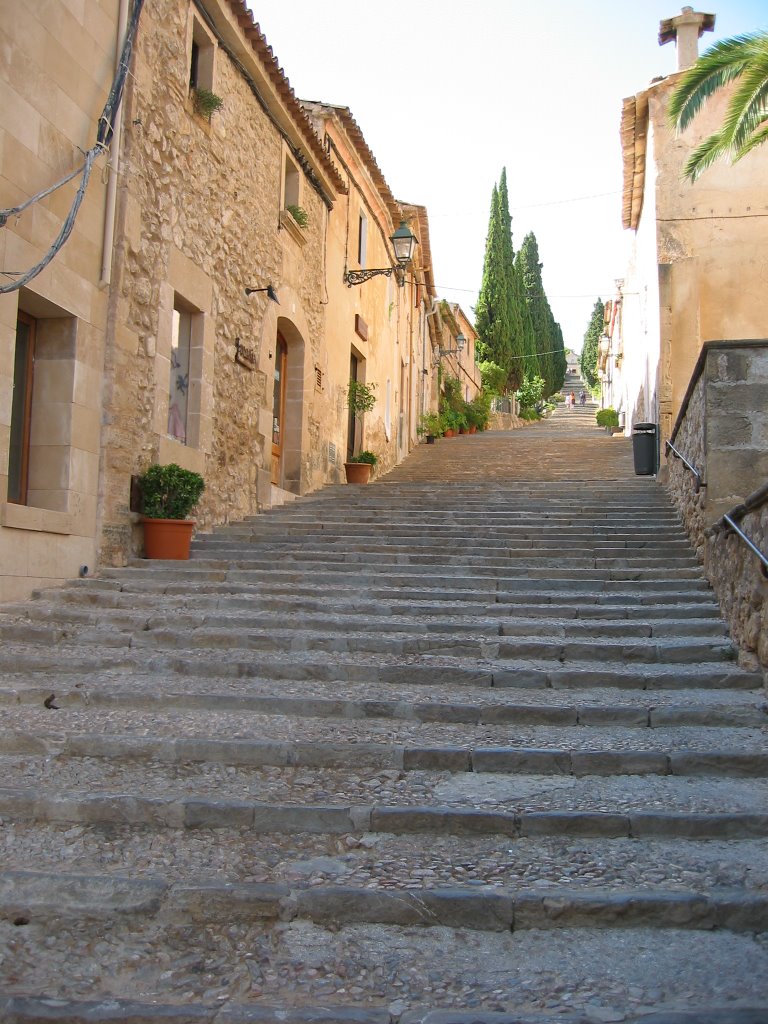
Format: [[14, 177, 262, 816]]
[[344, 220, 418, 287]]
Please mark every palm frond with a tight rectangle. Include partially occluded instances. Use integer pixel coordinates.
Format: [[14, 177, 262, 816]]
[[667, 32, 764, 132], [733, 119, 768, 161], [681, 130, 731, 181], [722, 51, 768, 149]]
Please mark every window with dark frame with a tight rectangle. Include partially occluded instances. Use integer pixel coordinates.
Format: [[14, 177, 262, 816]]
[[7, 312, 35, 504], [358, 211, 367, 268]]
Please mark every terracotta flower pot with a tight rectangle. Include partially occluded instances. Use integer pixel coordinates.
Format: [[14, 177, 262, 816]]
[[141, 517, 195, 559], [443, 428, 456, 438], [344, 462, 372, 484]]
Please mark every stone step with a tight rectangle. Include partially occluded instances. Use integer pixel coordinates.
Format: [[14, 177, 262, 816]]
[[0, 645, 754, 689], [3, 768, 768, 832], [0, 603, 728, 640], [2, 924, 768, 1023], [2, 867, 768, 936], [3, 714, 768, 774], [1, 685, 761, 727], [45, 577, 721, 610]]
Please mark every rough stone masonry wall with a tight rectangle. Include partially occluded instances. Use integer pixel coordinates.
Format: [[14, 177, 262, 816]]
[[666, 343, 768, 676], [99, 0, 326, 563]]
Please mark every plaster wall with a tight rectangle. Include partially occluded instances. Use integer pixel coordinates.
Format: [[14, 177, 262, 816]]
[[622, 76, 768, 446], [620, 118, 661, 433]]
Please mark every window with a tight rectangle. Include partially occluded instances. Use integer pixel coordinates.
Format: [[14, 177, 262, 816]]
[[283, 154, 300, 211], [168, 303, 192, 443], [189, 14, 215, 94], [7, 313, 35, 504], [358, 211, 367, 268]]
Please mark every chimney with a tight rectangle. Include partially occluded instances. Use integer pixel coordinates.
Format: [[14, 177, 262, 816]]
[[659, 7, 716, 71]]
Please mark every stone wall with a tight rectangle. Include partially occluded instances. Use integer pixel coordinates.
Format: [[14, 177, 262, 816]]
[[706, 488, 768, 673], [99, 0, 332, 564], [666, 341, 768, 675]]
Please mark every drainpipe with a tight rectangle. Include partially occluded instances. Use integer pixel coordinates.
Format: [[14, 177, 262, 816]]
[[100, 0, 130, 286]]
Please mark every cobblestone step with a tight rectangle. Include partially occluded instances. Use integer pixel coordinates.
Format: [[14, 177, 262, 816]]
[[2, 685, 759, 727], [0, 645, 755, 689], [3, 867, 768, 934], [1, 412, 766, 1018]]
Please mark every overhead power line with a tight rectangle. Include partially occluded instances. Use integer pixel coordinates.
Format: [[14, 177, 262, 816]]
[[0, 0, 144, 294]]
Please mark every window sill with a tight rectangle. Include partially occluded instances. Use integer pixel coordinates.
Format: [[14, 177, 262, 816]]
[[1, 503, 72, 535], [279, 209, 308, 248]]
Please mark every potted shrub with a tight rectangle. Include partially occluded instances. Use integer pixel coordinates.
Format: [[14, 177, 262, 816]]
[[418, 411, 442, 444], [596, 408, 620, 434], [137, 462, 205, 559], [344, 450, 377, 484]]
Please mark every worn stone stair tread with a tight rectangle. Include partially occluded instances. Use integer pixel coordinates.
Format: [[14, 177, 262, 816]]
[[1, 929, 768, 1024], [1, 685, 762, 727], [2, 868, 768, 934], [3, 1004, 764, 1024], [0, 603, 730, 640], [0, 646, 757, 691], [1, 786, 768, 835], [2, 701, 768, 756]]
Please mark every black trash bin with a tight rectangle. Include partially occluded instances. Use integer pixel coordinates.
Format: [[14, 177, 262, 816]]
[[632, 422, 658, 476]]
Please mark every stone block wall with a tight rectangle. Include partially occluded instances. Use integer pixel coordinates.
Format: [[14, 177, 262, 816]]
[[99, 0, 332, 564], [666, 341, 768, 675]]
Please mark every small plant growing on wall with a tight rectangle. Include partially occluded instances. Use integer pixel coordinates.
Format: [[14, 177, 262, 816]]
[[286, 204, 309, 228], [347, 380, 376, 416], [193, 88, 224, 119]]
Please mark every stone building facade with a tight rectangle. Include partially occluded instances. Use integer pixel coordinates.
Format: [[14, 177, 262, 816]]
[[0, 0, 441, 601], [615, 7, 768, 443], [0, 0, 120, 601]]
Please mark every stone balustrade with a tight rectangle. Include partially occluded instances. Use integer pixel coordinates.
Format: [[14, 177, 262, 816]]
[[665, 341, 768, 674]]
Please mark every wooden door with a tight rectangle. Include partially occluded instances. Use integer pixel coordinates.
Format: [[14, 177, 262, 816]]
[[271, 334, 287, 485]]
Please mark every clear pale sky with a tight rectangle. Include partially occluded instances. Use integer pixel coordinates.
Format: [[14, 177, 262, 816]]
[[249, 1, 767, 351]]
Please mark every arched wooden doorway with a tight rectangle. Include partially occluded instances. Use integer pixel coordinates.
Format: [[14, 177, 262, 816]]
[[271, 332, 288, 485]]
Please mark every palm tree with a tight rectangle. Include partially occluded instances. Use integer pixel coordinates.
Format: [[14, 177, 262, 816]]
[[667, 30, 768, 181]]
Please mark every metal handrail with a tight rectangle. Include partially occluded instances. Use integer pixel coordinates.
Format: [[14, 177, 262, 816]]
[[708, 482, 768, 580], [665, 441, 704, 493]]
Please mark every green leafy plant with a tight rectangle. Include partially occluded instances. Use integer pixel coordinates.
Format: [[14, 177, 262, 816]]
[[347, 380, 377, 415], [518, 407, 541, 421], [515, 373, 546, 412], [286, 204, 308, 228], [347, 450, 378, 466], [193, 88, 224, 119], [418, 411, 443, 437], [466, 392, 491, 430], [596, 408, 619, 428], [138, 463, 205, 520]]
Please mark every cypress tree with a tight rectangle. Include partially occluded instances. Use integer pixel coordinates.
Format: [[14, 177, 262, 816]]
[[580, 299, 604, 390], [475, 184, 514, 380]]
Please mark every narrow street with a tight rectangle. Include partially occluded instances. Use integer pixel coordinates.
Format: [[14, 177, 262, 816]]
[[0, 396, 767, 1024]]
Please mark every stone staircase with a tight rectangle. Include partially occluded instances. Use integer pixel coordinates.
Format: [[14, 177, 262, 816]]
[[0, 409, 767, 1023]]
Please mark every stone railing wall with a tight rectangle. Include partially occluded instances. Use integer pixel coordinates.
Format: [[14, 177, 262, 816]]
[[666, 341, 768, 675]]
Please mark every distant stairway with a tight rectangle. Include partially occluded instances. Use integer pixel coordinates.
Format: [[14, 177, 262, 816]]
[[0, 428, 766, 1022]]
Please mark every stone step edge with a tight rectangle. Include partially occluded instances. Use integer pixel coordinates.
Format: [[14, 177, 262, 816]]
[[4, 734, 768, 777], [3, 688, 763, 728], [2, 789, 767, 838], [3, 868, 768, 934], [0, 653, 754, 691], [1, 998, 765, 1024]]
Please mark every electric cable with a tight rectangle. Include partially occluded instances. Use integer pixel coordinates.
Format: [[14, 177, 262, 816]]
[[0, 0, 144, 294]]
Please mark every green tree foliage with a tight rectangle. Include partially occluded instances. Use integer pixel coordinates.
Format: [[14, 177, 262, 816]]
[[515, 232, 567, 397], [478, 359, 507, 395], [475, 184, 514, 380], [476, 171, 565, 393], [580, 299, 604, 390], [668, 30, 768, 181], [515, 373, 546, 411]]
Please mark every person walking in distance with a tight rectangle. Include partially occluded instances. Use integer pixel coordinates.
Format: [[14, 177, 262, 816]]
[[570, 391, 576, 410]]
